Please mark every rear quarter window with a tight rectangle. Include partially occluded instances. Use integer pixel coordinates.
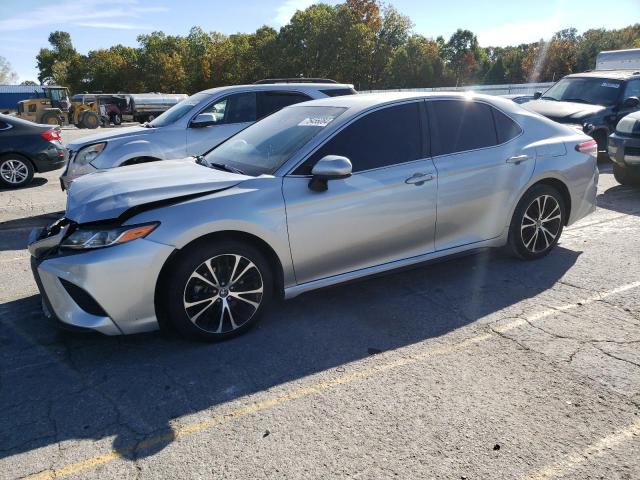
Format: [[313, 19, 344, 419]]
[[492, 108, 522, 144]]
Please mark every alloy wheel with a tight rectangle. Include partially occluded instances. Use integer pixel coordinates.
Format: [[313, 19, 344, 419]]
[[520, 194, 562, 253], [183, 254, 264, 334], [0, 159, 29, 185]]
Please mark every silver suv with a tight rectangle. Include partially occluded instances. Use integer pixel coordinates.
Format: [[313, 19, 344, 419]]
[[60, 80, 356, 189], [30, 93, 597, 341]]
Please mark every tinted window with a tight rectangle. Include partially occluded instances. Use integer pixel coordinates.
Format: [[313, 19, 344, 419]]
[[200, 92, 257, 125], [624, 79, 640, 100], [430, 100, 497, 156], [320, 88, 358, 97], [492, 108, 522, 144], [296, 102, 423, 174], [257, 91, 311, 119]]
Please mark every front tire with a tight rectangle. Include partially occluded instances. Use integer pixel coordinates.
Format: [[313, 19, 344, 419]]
[[161, 240, 273, 341], [508, 184, 565, 260], [613, 163, 640, 186]]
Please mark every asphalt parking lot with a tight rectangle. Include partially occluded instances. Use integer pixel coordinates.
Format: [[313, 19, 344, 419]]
[[1, 129, 639, 479]]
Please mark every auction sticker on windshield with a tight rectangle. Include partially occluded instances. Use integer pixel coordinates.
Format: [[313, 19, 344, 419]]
[[298, 116, 338, 127], [601, 82, 621, 88]]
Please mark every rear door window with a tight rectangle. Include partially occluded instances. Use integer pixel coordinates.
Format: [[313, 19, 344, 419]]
[[429, 100, 498, 156], [257, 91, 312, 119], [296, 102, 423, 174]]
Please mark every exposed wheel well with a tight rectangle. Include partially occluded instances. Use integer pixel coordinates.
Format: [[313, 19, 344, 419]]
[[530, 178, 572, 225], [591, 129, 609, 151], [121, 156, 160, 166], [154, 231, 285, 330], [0, 152, 35, 171]]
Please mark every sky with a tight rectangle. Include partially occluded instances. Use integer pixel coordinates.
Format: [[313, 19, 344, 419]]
[[1, 0, 638, 82]]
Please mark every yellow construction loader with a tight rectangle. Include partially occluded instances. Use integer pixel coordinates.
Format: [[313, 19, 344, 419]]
[[17, 86, 101, 129]]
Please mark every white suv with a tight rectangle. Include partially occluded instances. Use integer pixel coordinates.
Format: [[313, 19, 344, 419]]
[[61, 79, 356, 189]]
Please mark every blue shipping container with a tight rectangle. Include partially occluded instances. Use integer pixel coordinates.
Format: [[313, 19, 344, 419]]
[[0, 85, 45, 111]]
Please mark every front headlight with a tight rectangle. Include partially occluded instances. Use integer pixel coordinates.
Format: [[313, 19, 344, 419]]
[[75, 142, 106, 166], [61, 222, 159, 250]]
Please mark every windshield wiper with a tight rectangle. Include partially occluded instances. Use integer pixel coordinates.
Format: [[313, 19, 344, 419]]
[[541, 96, 558, 101], [142, 122, 155, 128], [563, 98, 591, 104], [208, 162, 245, 175]]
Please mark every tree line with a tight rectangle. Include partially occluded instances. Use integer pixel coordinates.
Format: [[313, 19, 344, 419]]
[[34, 0, 640, 94]]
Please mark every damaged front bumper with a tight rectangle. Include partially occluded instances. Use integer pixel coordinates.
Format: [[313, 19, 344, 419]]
[[28, 219, 174, 335]]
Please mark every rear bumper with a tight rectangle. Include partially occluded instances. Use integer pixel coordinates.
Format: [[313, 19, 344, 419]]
[[29, 232, 175, 335], [568, 162, 598, 226], [32, 145, 66, 173]]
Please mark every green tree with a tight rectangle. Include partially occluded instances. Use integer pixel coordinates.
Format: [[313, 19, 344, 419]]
[[388, 35, 444, 88]]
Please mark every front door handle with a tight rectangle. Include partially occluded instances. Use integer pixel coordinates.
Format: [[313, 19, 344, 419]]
[[405, 172, 434, 185], [506, 154, 532, 164]]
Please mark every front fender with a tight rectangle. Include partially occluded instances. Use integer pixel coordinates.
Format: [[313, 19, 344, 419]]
[[127, 177, 296, 288]]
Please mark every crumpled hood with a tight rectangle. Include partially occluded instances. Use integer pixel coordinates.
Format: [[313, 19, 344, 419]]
[[524, 100, 606, 123], [68, 125, 152, 150], [66, 159, 249, 223]]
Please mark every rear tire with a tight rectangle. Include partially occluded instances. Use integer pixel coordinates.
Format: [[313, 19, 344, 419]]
[[0, 155, 34, 188], [613, 164, 640, 186], [160, 240, 274, 341], [508, 184, 565, 260]]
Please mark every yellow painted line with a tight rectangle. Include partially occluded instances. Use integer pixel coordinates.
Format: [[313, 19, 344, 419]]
[[24, 334, 492, 480], [523, 417, 640, 480], [22, 280, 640, 480]]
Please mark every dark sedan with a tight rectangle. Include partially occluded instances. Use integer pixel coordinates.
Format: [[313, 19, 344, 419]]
[[0, 113, 66, 188]]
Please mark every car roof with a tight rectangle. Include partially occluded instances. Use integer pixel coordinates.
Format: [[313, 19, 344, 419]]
[[197, 82, 355, 96], [286, 91, 521, 116], [564, 70, 640, 80], [0, 113, 46, 128]]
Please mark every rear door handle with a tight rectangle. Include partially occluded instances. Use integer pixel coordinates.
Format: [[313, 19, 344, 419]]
[[506, 154, 532, 164], [405, 172, 434, 185]]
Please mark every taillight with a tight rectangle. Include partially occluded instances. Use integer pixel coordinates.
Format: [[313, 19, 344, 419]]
[[41, 129, 61, 142], [575, 139, 598, 157]]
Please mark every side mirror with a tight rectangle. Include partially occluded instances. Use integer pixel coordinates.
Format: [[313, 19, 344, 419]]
[[308, 155, 352, 192], [622, 96, 640, 109], [190, 113, 217, 128], [533, 91, 542, 100]]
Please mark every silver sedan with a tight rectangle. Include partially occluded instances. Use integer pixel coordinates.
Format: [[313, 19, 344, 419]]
[[28, 92, 598, 341]]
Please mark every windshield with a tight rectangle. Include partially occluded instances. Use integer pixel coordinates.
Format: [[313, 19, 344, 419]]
[[203, 106, 346, 176], [149, 92, 210, 127], [542, 77, 623, 106]]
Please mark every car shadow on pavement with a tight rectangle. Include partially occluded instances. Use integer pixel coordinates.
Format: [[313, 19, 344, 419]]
[[0, 246, 580, 464], [596, 182, 640, 217], [0, 212, 64, 251], [0, 177, 48, 192]]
